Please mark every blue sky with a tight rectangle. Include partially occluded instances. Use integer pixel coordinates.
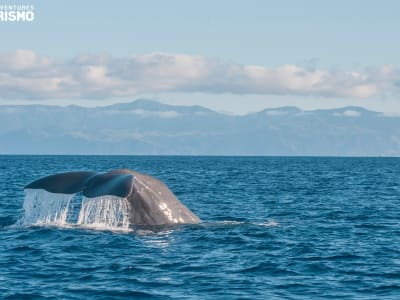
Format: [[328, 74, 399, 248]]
[[1, 0, 400, 113]]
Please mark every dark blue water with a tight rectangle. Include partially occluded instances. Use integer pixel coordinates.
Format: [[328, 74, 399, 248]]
[[0, 156, 399, 299]]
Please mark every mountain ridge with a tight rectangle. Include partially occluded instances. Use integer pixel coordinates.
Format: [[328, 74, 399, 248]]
[[0, 99, 399, 155], [0, 99, 386, 116]]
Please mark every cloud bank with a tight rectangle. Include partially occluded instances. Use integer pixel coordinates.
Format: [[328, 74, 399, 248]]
[[0, 49, 398, 101]]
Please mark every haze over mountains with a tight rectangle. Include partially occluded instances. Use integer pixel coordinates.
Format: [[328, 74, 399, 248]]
[[1, 99, 399, 156]]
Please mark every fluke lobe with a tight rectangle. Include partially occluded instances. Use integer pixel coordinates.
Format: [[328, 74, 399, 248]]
[[25, 169, 201, 226]]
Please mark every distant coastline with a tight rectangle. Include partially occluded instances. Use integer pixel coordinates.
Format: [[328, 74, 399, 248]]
[[1, 99, 399, 156]]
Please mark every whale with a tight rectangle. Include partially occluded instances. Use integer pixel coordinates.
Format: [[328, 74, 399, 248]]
[[24, 169, 201, 226]]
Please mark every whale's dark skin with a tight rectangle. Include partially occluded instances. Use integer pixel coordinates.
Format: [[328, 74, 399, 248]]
[[25, 169, 201, 226]]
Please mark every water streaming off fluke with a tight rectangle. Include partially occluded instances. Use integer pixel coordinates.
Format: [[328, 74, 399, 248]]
[[78, 196, 130, 229], [20, 189, 130, 230], [22, 189, 73, 226]]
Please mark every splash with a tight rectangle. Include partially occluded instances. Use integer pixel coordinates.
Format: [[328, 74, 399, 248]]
[[21, 189, 73, 226], [20, 189, 131, 231], [77, 196, 130, 230]]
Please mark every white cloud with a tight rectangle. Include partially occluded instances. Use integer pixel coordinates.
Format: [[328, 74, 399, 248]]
[[380, 112, 400, 118], [129, 109, 181, 118], [333, 110, 361, 117], [0, 49, 399, 101], [265, 110, 289, 116], [343, 110, 361, 117], [104, 109, 181, 118]]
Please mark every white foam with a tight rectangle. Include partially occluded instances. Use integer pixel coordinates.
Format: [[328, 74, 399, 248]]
[[220, 220, 244, 225], [256, 220, 278, 227], [214, 220, 279, 227]]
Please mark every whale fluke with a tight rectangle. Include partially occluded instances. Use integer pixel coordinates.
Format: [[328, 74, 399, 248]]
[[24, 169, 200, 226], [25, 171, 97, 194]]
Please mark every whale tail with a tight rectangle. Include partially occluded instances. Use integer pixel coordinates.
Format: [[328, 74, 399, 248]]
[[22, 169, 200, 228]]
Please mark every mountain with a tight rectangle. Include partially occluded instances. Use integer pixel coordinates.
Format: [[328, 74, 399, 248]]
[[0, 99, 399, 155]]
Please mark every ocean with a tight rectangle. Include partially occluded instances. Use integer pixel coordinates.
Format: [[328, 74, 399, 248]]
[[0, 155, 399, 299]]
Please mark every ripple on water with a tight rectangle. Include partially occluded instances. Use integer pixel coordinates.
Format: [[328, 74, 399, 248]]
[[0, 156, 400, 299]]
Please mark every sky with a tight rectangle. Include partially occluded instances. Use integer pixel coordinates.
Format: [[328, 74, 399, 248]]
[[1, 0, 400, 114]]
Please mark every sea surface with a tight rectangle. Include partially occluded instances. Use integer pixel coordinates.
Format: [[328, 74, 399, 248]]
[[0, 156, 399, 299]]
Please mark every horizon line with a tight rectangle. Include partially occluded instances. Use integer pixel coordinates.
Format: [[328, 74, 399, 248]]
[[0, 154, 398, 158]]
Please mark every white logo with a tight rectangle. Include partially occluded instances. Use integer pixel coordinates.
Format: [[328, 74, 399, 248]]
[[0, 4, 35, 22]]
